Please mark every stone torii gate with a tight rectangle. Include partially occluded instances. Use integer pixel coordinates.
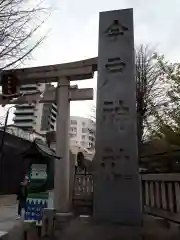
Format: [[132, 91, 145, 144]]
[[0, 57, 98, 212], [0, 8, 142, 225]]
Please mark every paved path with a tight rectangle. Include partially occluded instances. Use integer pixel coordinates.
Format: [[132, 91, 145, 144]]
[[53, 215, 180, 240], [0, 196, 24, 239], [0, 205, 18, 230]]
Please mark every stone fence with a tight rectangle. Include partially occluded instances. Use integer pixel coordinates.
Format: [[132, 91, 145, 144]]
[[142, 173, 180, 223], [73, 173, 180, 223]]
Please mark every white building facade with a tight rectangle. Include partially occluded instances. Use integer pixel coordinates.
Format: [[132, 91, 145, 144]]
[[48, 103, 96, 150], [69, 116, 96, 150]]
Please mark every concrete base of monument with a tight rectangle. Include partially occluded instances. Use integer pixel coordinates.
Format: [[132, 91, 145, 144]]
[[41, 208, 74, 239], [53, 214, 180, 240], [41, 208, 56, 238], [54, 212, 74, 230]]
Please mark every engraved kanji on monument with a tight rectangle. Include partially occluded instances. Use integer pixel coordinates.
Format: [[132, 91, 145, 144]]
[[94, 9, 142, 225], [100, 147, 132, 181], [105, 19, 128, 39], [102, 99, 130, 132], [105, 58, 126, 73]]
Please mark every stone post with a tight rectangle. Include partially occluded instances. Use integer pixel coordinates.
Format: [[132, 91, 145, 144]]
[[93, 8, 142, 225]]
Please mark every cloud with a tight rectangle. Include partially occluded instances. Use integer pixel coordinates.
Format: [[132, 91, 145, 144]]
[[5, 0, 180, 122], [32, 0, 180, 65]]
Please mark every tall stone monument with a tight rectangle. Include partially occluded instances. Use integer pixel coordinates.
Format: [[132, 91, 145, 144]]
[[94, 9, 142, 225]]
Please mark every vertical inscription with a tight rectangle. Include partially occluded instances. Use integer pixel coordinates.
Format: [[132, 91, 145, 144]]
[[94, 9, 141, 224], [105, 20, 128, 37], [100, 147, 132, 181], [105, 58, 126, 73], [102, 100, 130, 131]]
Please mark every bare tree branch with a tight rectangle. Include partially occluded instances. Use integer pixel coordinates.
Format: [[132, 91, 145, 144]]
[[0, 0, 50, 70]]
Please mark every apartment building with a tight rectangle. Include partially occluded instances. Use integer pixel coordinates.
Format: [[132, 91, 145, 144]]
[[13, 83, 96, 150], [69, 116, 96, 150], [13, 83, 53, 133], [49, 110, 96, 150]]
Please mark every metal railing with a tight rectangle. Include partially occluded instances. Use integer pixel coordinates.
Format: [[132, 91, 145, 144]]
[[73, 174, 93, 199]]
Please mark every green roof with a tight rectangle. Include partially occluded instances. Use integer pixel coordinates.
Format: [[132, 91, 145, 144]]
[[34, 138, 60, 159]]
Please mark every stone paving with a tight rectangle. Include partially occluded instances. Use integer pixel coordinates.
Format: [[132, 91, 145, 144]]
[[0, 195, 180, 240], [52, 215, 180, 240], [0, 195, 24, 239]]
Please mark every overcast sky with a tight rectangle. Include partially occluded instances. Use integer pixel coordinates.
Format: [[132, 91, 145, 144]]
[[4, 0, 180, 123]]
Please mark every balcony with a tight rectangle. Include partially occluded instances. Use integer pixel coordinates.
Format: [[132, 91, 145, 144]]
[[20, 90, 38, 95], [15, 106, 35, 112], [50, 117, 56, 123], [52, 103, 57, 110], [51, 107, 57, 116], [14, 112, 34, 116], [15, 104, 35, 108], [20, 84, 37, 88], [13, 115, 34, 121], [20, 86, 37, 91], [14, 109, 34, 115], [14, 121, 34, 128], [49, 123, 55, 130]]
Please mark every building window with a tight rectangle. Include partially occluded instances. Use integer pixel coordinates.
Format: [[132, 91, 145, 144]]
[[71, 120, 77, 125], [88, 142, 93, 148], [89, 136, 94, 141], [88, 128, 95, 135], [82, 122, 85, 126], [70, 127, 77, 133], [82, 128, 87, 133], [81, 141, 85, 146], [81, 135, 86, 140], [70, 133, 76, 138]]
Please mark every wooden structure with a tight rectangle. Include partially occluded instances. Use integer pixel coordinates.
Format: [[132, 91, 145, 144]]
[[73, 173, 180, 223]]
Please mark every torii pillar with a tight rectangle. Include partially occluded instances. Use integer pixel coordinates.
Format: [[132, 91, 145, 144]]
[[55, 77, 70, 211]]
